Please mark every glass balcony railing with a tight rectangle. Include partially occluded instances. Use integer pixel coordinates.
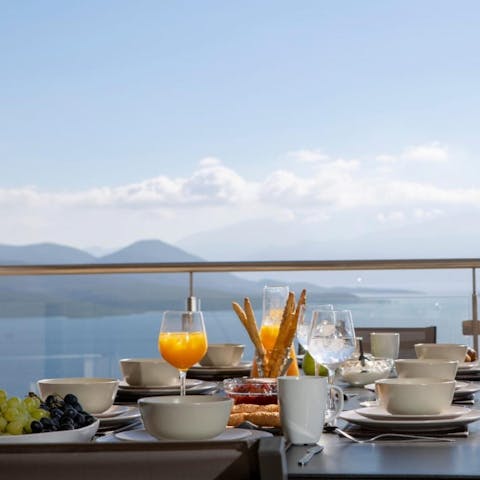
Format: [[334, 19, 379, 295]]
[[0, 258, 478, 396]]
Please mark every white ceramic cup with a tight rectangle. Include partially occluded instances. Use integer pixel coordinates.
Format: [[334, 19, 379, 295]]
[[278, 376, 343, 445], [370, 332, 400, 359]]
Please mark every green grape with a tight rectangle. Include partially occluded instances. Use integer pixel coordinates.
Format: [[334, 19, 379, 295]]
[[23, 397, 37, 412], [0, 390, 7, 402], [7, 397, 21, 409], [0, 416, 7, 432], [22, 416, 33, 433], [0, 402, 7, 413], [4, 407, 20, 422], [31, 408, 49, 421], [6, 420, 23, 435]]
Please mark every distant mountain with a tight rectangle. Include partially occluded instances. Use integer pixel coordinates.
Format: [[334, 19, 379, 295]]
[[0, 239, 418, 318], [98, 239, 203, 263], [0, 242, 96, 264]]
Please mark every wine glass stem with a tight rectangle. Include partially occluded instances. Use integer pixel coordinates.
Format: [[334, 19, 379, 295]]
[[179, 370, 187, 396]]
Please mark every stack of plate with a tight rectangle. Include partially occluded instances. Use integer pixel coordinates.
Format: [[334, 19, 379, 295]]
[[187, 362, 253, 381], [95, 405, 142, 435], [340, 405, 480, 433], [115, 379, 218, 402], [456, 361, 480, 381]]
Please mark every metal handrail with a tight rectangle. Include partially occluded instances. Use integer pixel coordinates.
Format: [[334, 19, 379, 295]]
[[1, 258, 480, 275], [0, 257, 478, 351]]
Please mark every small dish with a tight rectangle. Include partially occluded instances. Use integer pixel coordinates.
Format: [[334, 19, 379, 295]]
[[223, 378, 278, 405], [115, 427, 251, 443]]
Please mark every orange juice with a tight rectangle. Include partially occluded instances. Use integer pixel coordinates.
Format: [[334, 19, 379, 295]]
[[251, 323, 299, 377], [159, 331, 208, 371]]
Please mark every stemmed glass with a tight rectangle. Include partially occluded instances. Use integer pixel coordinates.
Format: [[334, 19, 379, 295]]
[[307, 309, 356, 420], [158, 310, 208, 396], [297, 304, 333, 376]]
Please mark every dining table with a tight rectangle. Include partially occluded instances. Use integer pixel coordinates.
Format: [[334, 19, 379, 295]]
[[2, 376, 480, 480], [264, 379, 480, 480]]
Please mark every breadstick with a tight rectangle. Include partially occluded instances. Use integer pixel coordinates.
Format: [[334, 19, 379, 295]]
[[244, 298, 267, 368], [267, 289, 307, 377], [232, 300, 266, 369], [228, 413, 246, 427], [246, 411, 281, 428]]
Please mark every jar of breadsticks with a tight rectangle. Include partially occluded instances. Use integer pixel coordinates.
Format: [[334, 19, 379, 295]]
[[253, 286, 300, 377], [232, 288, 305, 378]]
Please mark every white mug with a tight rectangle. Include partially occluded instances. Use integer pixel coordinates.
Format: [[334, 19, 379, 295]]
[[370, 332, 400, 359], [278, 376, 344, 445]]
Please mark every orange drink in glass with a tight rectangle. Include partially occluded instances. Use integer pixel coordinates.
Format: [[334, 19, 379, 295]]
[[158, 311, 208, 395]]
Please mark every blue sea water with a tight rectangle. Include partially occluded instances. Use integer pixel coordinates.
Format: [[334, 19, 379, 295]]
[[0, 294, 474, 396]]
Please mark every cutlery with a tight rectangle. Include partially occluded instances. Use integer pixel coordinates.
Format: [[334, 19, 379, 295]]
[[334, 428, 456, 443], [96, 420, 143, 437], [297, 444, 324, 466]]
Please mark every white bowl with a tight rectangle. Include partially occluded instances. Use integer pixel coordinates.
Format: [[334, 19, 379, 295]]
[[138, 395, 233, 441], [199, 343, 245, 367], [415, 343, 468, 362], [338, 358, 393, 386], [120, 358, 178, 387], [37, 378, 119, 414], [395, 358, 458, 380], [375, 377, 455, 415]]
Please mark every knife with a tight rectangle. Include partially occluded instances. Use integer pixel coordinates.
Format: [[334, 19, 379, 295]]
[[298, 444, 324, 466]]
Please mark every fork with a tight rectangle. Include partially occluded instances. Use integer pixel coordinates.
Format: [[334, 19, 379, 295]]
[[335, 428, 456, 443]]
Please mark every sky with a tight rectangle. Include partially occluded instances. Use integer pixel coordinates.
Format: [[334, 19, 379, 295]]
[[1, 0, 480, 259]]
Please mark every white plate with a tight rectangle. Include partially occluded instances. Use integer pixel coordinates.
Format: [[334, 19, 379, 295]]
[[0, 419, 99, 444], [98, 406, 141, 427], [94, 405, 130, 419], [356, 405, 470, 421], [119, 378, 202, 390], [189, 362, 252, 374], [115, 427, 251, 443], [116, 380, 218, 397], [340, 409, 480, 431], [458, 361, 480, 370]]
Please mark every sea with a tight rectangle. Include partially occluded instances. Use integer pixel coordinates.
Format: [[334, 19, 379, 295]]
[[0, 293, 475, 396]]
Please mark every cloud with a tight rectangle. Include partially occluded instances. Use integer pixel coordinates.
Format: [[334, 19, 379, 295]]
[[401, 142, 449, 163], [1, 147, 479, 247], [286, 149, 330, 164]]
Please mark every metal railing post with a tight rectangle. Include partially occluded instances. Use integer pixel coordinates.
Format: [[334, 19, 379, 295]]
[[473, 268, 478, 353]]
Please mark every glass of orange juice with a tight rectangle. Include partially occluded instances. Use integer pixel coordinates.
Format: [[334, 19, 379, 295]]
[[158, 311, 208, 395]]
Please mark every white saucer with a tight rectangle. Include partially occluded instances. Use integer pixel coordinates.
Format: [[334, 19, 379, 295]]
[[340, 408, 480, 431], [356, 405, 470, 421], [115, 428, 251, 443], [95, 405, 130, 419]]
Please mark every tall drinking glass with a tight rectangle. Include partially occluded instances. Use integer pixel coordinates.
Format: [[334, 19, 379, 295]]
[[158, 311, 208, 396], [307, 309, 356, 420]]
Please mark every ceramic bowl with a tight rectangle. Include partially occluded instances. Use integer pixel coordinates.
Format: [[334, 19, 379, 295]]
[[138, 395, 233, 440], [199, 343, 245, 367], [338, 358, 393, 386], [414, 343, 468, 362], [37, 377, 119, 414], [395, 358, 458, 380], [375, 377, 455, 415], [120, 358, 178, 387]]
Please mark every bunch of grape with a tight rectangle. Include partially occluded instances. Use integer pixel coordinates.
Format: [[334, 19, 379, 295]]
[[0, 390, 95, 435]]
